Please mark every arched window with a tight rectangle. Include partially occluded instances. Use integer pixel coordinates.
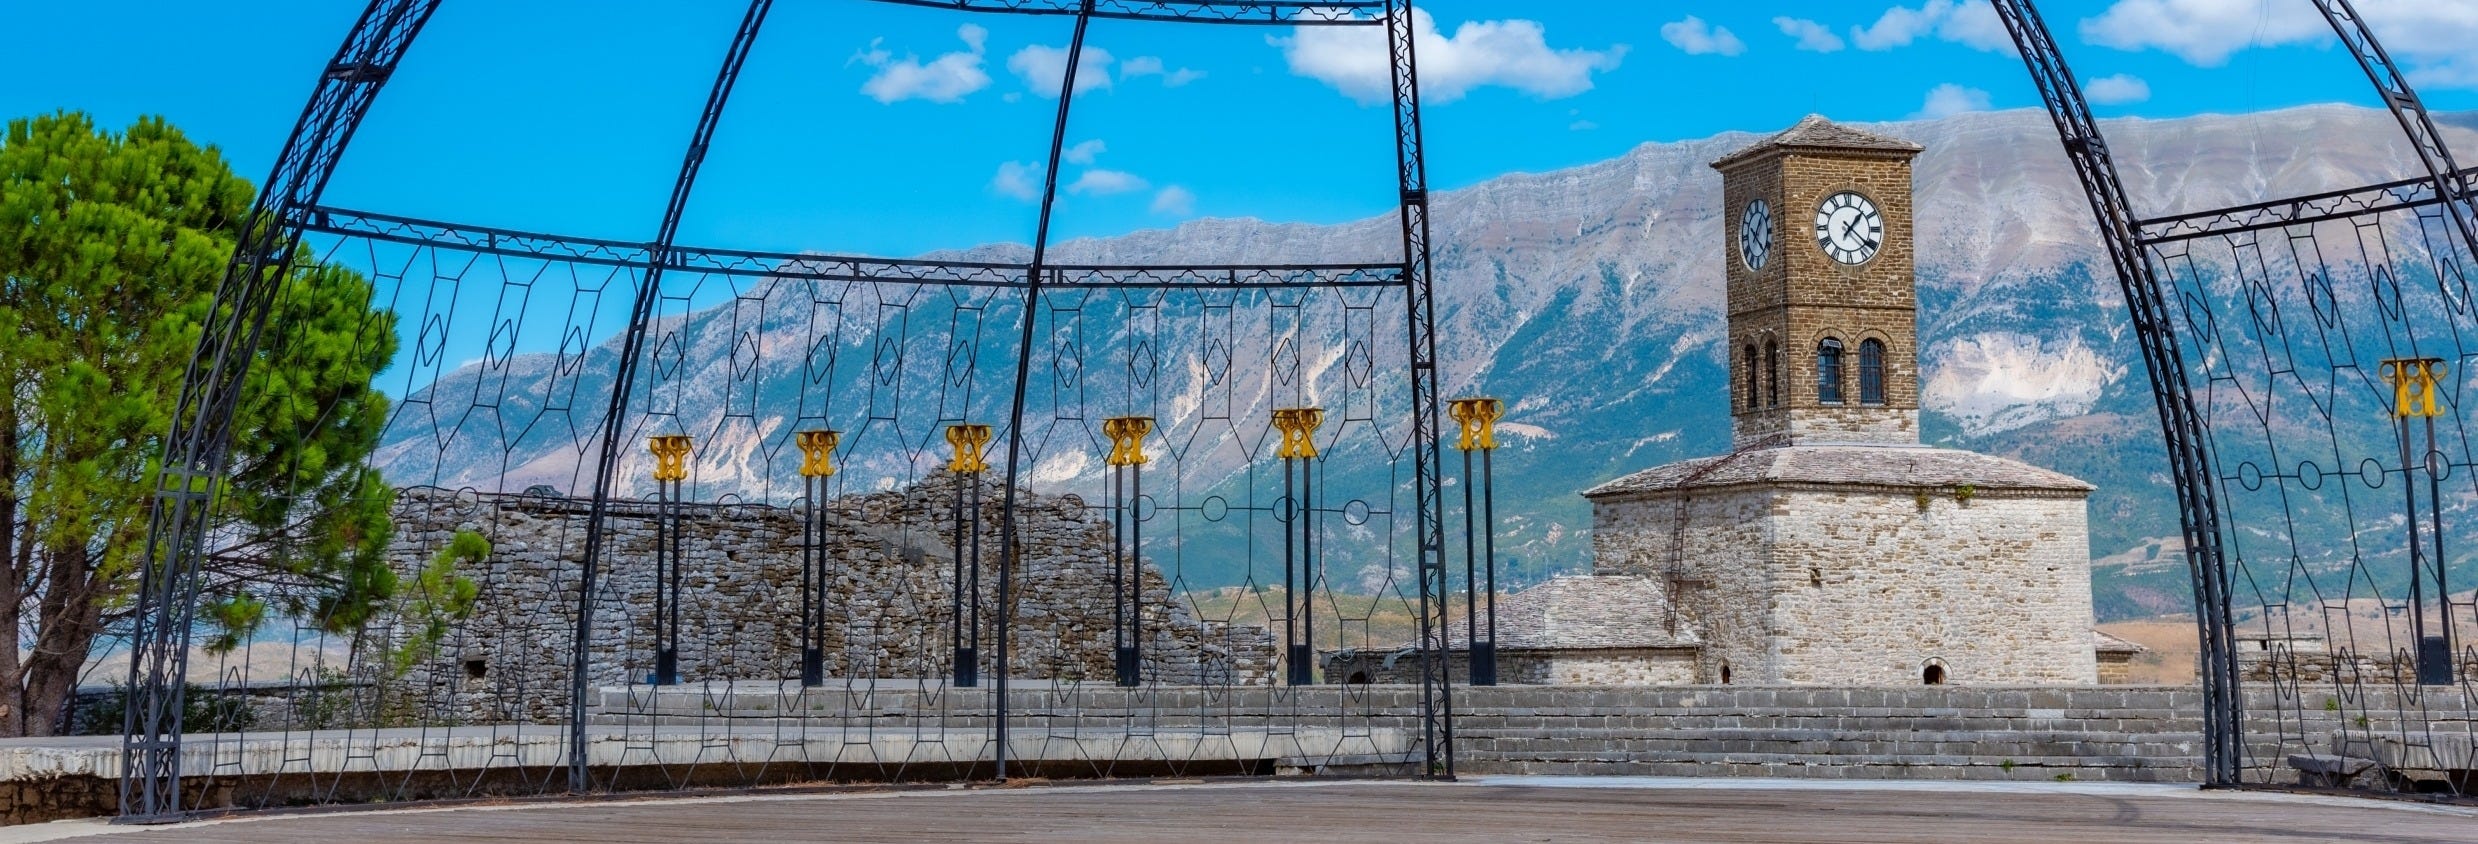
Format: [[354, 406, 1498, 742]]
[[1743, 344, 1758, 410], [1922, 664, 1947, 685], [1859, 339, 1886, 406], [1817, 338, 1845, 405], [1764, 341, 1780, 408]]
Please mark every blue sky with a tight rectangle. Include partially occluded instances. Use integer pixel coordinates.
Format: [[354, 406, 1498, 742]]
[[6, 1, 2477, 258]]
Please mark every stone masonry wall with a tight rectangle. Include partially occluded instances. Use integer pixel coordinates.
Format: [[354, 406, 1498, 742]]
[[1593, 485, 2097, 686], [1758, 488, 2096, 685], [1591, 487, 1771, 684], [378, 474, 1274, 723]]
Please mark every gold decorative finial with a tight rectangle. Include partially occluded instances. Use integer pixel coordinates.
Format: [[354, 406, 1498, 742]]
[[945, 423, 992, 474], [795, 429, 841, 478], [1271, 407, 1325, 459], [647, 435, 693, 482], [1448, 397, 1504, 452], [1103, 416, 1154, 467], [2382, 357, 2448, 419]]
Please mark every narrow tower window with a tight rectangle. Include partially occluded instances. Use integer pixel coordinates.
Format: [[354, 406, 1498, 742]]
[[1859, 339, 1886, 406], [1817, 338, 1845, 405], [1743, 344, 1758, 410], [1764, 341, 1780, 408]]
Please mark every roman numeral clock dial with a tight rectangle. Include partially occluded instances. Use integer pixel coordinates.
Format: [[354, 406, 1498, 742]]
[[1813, 191, 1883, 265], [1737, 199, 1772, 271]]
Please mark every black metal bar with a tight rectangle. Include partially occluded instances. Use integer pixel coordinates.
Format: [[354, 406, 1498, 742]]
[[2428, 415, 2454, 676], [1987, 0, 2239, 785], [2135, 168, 2477, 245], [1283, 453, 1303, 684], [1383, 0, 1450, 779], [119, 0, 440, 822], [859, 0, 1384, 26], [1478, 445, 1497, 686], [2313, 0, 2478, 264], [802, 474, 824, 687], [990, 0, 1095, 781], [295, 205, 1406, 289], [2399, 415, 2437, 684], [1130, 460, 1145, 683], [568, 0, 774, 793]]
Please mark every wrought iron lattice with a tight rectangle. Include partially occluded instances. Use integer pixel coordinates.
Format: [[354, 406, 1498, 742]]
[[119, 0, 1452, 822], [1997, 0, 2478, 796]]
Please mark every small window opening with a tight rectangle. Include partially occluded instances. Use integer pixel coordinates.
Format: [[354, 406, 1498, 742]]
[[1859, 339, 1887, 405], [1720, 663, 1733, 685], [1743, 344, 1759, 410], [1922, 664, 1947, 685], [464, 659, 488, 680], [1817, 338, 1845, 405], [1346, 670, 1371, 684], [1764, 341, 1781, 408]]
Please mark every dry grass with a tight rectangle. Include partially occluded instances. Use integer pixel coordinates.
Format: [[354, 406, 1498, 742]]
[[2097, 620, 2201, 684]]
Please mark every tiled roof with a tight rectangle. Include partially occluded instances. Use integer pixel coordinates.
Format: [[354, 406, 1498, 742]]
[[1711, 114, 1924, 169], [1583, 444, 2094, 499], [1448, 575, 1695, 650]]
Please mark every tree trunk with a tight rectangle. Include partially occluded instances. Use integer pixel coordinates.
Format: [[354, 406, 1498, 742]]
[[0, 393, 21, 737], [21, 542, 103, 737]]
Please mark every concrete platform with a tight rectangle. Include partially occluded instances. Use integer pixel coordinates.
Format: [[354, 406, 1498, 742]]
[[18, 777, 2478, 844], [0, 724, 1409, 781]]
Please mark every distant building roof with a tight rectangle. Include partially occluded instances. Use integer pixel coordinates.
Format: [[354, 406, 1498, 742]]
[[1711, 114, 1924, 170], [1583, 444, 2094, 500], [2093, 629, 2149, 655], [1449, 575, 1696, 650]]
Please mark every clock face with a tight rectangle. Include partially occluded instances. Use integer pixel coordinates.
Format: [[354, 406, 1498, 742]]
[[1813, 191, 1884, 265], [1737, 199, 1773, 271]]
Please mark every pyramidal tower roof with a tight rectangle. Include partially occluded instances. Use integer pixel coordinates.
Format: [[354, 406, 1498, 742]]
[[1709, 114, 1924, 170]]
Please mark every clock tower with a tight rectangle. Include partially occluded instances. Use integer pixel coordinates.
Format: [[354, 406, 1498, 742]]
[[1712, 115, 1923, 450]]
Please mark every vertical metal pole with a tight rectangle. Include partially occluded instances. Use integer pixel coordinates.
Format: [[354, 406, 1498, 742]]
[[2428, 414, 2454, 673], [803, 473, 824, 687], [1461, 446, 1477, 677], [1481, 445, 1498, 683], [1130, 459, 1145, 683], [2401, 414, 2435, 683], [1284, 454, 1304, 684], [1302, 455, 1316, 683], [1385, 0, 1452, 778]]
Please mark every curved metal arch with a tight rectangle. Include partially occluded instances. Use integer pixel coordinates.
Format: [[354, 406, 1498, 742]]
[[864, 0, 1385, 25], [2313, 0, 2478, 269], [118, 0, 445, 823], [1983, 0, 2242, 785], [567, 0, 777, 794]]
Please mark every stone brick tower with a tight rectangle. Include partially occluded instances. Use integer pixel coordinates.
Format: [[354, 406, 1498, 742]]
[[1712, 116, 1922, 450], [1575, 116, 2102, 687]]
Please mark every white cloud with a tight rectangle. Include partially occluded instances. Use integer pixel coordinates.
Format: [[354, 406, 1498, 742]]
[[1150, 185, 1196, 216], [1852, 1, 2019, 56], [1063, 139, 1106, 166], [2082, 0, 2478, 88], [2084, 73, 2152, 105], [1661, 16, 1746, 57], [1009, 44, 1115, 98], [1569, 119, 1599, 131], [991, 161, 1038, 201], [1274, 9, 1626, 105], [1912, 83, 1992, 119], [1774, 17, 1845, 53], [1121, 55, 1207, 87], [852, 26, 992, 104], [1068, 169, 1149, 196]]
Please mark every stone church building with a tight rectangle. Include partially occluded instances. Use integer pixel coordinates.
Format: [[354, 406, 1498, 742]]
[[1333, 117, 2121, 687]]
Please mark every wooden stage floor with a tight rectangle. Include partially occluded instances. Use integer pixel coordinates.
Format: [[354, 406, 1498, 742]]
[[36, 778, 2478, 844]]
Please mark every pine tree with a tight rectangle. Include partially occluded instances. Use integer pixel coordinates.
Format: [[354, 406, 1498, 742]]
[[0, 111, 399, 735]]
